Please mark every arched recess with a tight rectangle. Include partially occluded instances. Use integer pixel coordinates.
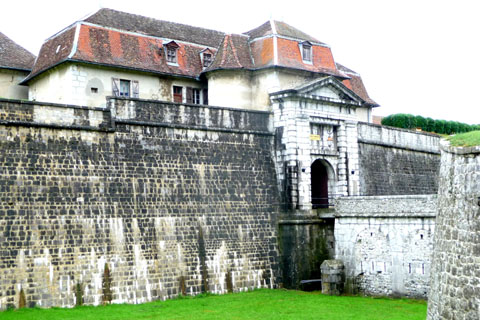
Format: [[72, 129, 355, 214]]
[[311, 159, 335, 208]]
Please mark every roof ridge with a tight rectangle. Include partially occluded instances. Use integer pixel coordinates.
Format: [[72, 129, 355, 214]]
[[220, 35, 229, 66], [228, 35, 242, 67], [269, 20, 277, 35]]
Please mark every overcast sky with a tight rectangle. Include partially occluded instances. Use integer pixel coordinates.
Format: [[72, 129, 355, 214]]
[[1, 0, 478, 124]]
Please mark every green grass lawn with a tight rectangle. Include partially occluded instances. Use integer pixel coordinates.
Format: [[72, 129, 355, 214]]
[[446, 130, 480, 147], [0, 289, 426, 320]]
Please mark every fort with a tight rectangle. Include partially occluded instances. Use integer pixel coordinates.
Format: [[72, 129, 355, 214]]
[[0, 8, 477, 317]]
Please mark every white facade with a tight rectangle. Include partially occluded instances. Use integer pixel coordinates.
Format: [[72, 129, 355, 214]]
[[270, 77, 363, 211], [0, 69, 29, 100], [28, 63, 206, 108], [208, 68, 373, 121]]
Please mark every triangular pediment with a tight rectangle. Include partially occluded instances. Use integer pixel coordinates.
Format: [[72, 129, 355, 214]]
[[294, 76, 365, 104]]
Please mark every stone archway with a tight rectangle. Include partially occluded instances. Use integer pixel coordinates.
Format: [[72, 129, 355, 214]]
[[311, 159, 330, 208]]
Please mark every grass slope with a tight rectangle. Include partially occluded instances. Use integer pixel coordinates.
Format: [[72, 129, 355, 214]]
[[447, 130, 480, 147], [0, 289, 427, 320]]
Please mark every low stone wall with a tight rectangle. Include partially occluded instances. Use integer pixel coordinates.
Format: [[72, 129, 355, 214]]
[[427, 142, 480, 320], [0, 98, 111, 130], [357, 123, 441, 196], [111, 97, 272, 134], [334, 195, 436, 298], [357, 122, 440, 153]]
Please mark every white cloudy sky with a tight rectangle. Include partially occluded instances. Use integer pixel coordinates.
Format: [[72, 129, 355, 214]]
[[1, 0, 479, 124]]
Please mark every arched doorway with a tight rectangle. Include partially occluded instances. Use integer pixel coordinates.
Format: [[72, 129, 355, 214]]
[[311, 160, 329, 208]]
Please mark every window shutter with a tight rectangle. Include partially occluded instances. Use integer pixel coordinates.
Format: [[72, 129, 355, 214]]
[[203, 89, 208, 105], [186, 87, 193, 104], [112, 78, 120, 96], [132, 80, 139, 98]]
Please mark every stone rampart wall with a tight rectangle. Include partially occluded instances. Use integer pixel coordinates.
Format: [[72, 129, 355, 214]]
[[357, 123, 441, 196], [427, 143, 480, 320], [334, 195, 436, 298], [0, 97, 280, 309]]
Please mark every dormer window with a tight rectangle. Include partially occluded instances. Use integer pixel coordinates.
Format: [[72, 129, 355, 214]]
[[200, 48, 214, 68], [300, 41, 312, 63], [203, 53, 212, 67], [167, 48, 176, 63], [165, 41, 179, 64]]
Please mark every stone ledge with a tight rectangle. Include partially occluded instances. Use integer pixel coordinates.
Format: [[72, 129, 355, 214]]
[[0, 97, 107, 111], [440, 139, 480, 154], [116, 119, 274, 136], [334, 195, 438, 217]]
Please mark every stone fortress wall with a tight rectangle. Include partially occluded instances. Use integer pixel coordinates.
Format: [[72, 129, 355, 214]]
[[0, 94, 449, 308], [427, 142, 480, 320], [332, 123, 441, 298], [357, 122, 440, 196], [0, 97, 280, 309]]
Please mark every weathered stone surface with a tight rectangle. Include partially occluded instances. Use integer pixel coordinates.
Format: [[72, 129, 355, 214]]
[[357, 123, 440, 196], [334, 195, 436, 298], [427, 141, 480, 320], [278, 219, 334, 289], [0, 98, 280, 309], [321, 259, 345, 295]]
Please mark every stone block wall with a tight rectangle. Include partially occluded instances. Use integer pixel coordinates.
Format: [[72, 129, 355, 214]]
[[278, 218, 334, 289], [427, 142, 480, 320], [334, 195, 437, 298], [357, 123, 441, 196], [0, 97, 280, 309]]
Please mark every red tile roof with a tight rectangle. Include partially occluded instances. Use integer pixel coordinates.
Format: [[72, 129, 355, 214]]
[[275, 38, 345, 77], [84, 8, 225, 48], [72, 24, 209, 78], [24, 8, 377, 106], [337, 63, 378, 106], [205, 34, 253, 71]]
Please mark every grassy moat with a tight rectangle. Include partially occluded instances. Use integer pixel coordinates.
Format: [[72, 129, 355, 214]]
[[0, 289, 427, 320]]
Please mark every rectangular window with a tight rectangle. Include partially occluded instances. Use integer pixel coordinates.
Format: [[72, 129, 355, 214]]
[[186, 87, 202, 104], [120, 79, 130, 97], [167, 48, 177, 63], [203, 53, 212, 67], [193, 88, 201, 104], [173, 86, 183, 103], [302, 44, 312, 62], [112, 78, 139, 98]]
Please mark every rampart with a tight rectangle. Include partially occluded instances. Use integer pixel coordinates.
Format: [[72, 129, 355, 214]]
[[427, 142, 480, 320], [0, 97, 280, 309], [357, 123, 440, 196]]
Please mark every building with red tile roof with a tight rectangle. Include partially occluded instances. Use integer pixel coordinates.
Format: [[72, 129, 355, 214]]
[[22, 8, 377, 120]]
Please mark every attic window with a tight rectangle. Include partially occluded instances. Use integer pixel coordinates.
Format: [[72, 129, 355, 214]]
[[165, 41, 180, 64], [167, 47, 177, 63], [300, 41, 312, 63], [203, 53, 212, 67], [200, 48, 214, 68]]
